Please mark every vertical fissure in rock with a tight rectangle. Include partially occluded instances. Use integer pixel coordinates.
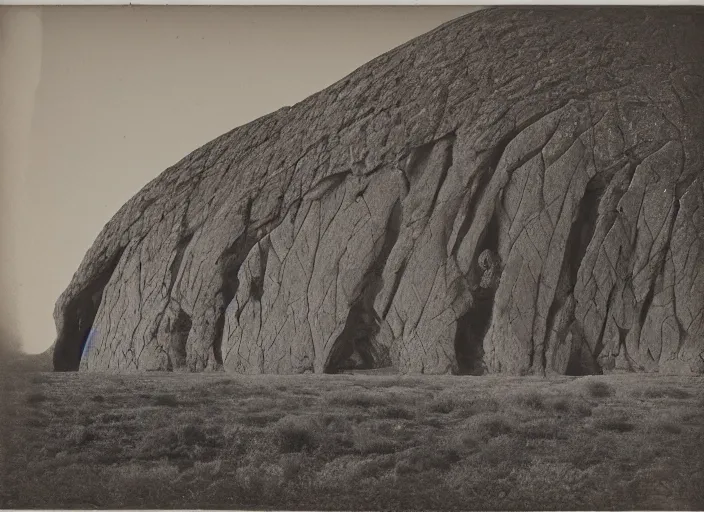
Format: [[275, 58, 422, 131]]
[[324, 200, 403, 373], [211, 314, 225, 367], [593, 285, 617, 369], [450, 154, 498, 257], [53, 248, 126, 371], [663, 196, 686, 356], [570, 180, 604, 285], [454, 211, 501, 375], [638, 283, 656, 335], [381, 259, 408, 320], [449, 121, 537, 261], [169, 232, 194, 294], [251, 242, 269, 302], [427, 134, 456, 216], [542, 179, 605, 373], [159, 231, 196, 370], [543, 293, 565, 372], [213, 235, 258, 363], [210, 199, 258, 367], [216, 238, 271, 368]]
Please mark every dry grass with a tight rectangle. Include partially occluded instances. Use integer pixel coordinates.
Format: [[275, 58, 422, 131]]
[[1, 371, 703, 510]]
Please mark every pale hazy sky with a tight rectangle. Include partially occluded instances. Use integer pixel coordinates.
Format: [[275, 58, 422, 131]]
[[0, 5, 481, 354]]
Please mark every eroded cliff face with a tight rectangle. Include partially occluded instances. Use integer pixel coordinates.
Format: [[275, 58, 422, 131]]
[[53, 7, 704, 375]]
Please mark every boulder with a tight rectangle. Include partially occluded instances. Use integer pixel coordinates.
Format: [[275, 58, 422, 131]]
[[53, 7, 704, 375]]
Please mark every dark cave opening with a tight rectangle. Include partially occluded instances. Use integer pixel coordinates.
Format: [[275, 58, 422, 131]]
[[324, 301, 382, 374], [565, 339, 603, 376], [168, 309, 192, 370], [53, 249, 125, 371], [324, 200, 402, 374], [455, 296, 492, 375], [454, 211, 501, 375]]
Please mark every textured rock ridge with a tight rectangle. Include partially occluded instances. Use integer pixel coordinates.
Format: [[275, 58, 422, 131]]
[[53, 7, 704, 375]]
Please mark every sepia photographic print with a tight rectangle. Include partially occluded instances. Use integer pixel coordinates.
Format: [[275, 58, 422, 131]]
[[1, 3, 703, 510]]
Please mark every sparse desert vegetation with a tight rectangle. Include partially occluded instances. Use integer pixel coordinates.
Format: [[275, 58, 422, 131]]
[[1, 371, 703, 510]]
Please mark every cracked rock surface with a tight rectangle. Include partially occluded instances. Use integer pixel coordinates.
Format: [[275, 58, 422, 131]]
[[53, 7, 704, 375]]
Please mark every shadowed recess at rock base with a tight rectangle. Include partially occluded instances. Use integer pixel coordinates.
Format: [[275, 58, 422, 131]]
[[52, 6, 704, 375], [53, 247, 125, 371]]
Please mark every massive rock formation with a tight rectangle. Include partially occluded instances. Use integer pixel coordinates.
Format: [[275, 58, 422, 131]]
[[53, 7, 704, 375]]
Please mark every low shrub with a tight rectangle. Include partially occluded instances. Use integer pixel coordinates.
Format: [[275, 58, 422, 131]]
[[519, 419, 562, 440], [584, 380, 614, 399], [428, 395, 457, 414], [178, 424, 208, 446], [153, 394, 180, 407], [593, 415, 635, 433], [472, 414, 513, 439], [237, 411, 286, 427], [395, 446, 461, 475], [549, 395, 592, 417], [513, 391, 545, 410], [550, 397, 570, 412], [375, 405, 415, 420], [67, 426, 94, 446], [451, 430, 482, 453], [572, 402, 593, 417], [352, 427, 399, 455], [275, 416, 321, 453], [135, 428, 181, 459]]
